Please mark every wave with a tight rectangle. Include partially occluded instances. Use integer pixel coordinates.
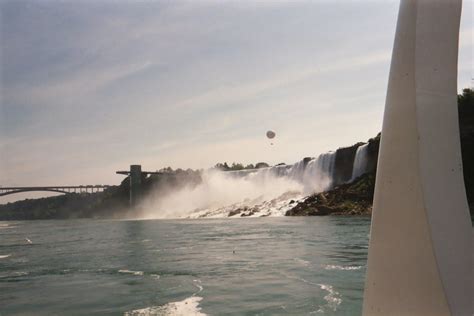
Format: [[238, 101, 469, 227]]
[[0, 254, 11, 259], [0, 223, 17, 229], [0, 271, 29, 279]]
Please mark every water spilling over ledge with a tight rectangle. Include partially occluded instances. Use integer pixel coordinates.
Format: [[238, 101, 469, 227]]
[[351, 143, 369, 181], [139, 146, 374, 219]]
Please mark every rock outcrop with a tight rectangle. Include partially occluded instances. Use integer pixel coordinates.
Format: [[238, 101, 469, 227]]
[[287, 88, 473, 217], [286, 173, 375, 216]]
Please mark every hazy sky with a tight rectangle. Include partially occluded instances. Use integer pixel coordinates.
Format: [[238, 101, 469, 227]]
[[1, 0, 472, 199]]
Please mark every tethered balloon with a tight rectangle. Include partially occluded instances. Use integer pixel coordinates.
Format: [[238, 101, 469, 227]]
[[266, 130, 276, 139]]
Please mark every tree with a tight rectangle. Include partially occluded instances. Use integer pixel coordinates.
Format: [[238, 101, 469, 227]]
[[255, 162, 270, 169]]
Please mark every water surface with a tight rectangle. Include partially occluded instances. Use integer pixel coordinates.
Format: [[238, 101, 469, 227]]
[[0, 217, 369, 315]]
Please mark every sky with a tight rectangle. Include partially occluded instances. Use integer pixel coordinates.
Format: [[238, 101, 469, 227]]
[[0, 0, 472, 202]]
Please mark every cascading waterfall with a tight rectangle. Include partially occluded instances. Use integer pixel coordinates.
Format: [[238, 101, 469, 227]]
[[254, 151, 337, 194], [299, 152, 336, 194], [143, 151, 338, 218], [351, 143, 369, 180]]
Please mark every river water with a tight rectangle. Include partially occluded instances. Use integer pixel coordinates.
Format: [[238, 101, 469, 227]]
[[0, 217, 370, 315]]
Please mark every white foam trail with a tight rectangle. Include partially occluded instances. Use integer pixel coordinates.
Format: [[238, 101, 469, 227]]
[[351, 143, 369, 180], [324, 264, 362, 271], [124, 296, 205, 316], [0, 254, 11, 259], [118, 269, 144, 276], [0, 223, 16, 229]]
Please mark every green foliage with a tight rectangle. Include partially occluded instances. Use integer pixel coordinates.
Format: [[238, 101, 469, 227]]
[[458, 88, 473, 111], [213, 162, 267, 171]]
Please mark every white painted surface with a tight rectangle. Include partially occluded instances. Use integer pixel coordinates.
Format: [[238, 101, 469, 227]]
[[363, 0, 472, 315]]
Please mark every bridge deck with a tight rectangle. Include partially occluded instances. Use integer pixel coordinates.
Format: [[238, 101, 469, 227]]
[[0, 185, 114, 197]]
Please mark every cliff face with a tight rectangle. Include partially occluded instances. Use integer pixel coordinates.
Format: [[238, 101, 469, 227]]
[[332, 134, 380, 185], [333, 145, 359, 184], [459, 88, 474, 212], [288, 89, 474, 217], [286, 173, 375, 216]]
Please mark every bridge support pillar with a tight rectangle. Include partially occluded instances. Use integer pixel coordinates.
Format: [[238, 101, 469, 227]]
[[129, 165, 142, 207], [117, 165, 164, 208]]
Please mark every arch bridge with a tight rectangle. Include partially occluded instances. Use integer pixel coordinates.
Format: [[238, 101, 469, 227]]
[[0, 185, 113, 197]]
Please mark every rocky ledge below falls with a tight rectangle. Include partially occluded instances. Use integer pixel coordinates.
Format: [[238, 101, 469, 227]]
[[286, 172, 375, 216]]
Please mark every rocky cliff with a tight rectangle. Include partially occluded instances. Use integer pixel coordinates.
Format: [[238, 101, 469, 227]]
[[287, 88, 474, 217]]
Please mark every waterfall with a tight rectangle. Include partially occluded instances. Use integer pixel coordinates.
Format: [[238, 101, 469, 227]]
[[224, 151, 337, 194], [300, 152, 336, 194], [255, 151, 337, 194], [351, 143, 369, 180], [144, 151, 338, 218]]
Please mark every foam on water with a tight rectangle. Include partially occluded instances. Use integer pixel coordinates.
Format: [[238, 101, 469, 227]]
[[193, 279, 203, 293], [0, 254, 11, 259], [317, 284, 342, 312], [118, 269, 144, 276], [124, 296, 205, 316], [324, 265, 363, 271], [0, 223, 16, 229], [125, 280, 205, 316]]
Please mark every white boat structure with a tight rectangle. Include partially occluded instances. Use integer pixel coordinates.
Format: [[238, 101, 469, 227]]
[[363, 0, 472, 315]]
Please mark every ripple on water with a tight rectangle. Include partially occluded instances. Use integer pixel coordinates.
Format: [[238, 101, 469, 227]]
[[0, 223, 17, 229]]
